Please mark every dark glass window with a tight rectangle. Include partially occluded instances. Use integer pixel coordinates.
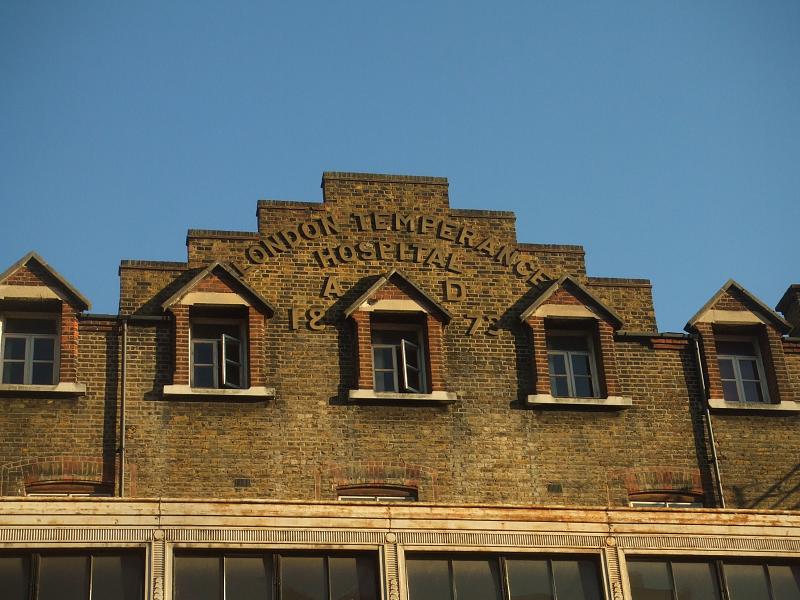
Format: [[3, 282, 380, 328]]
[[406, 554, 603, 600], [715, 338, 768, 403], [628, 558, 800, 600], [546, 333, 599, 398], [174, 552, 378, 600], [1, 317, 58, 385], [0, 551, 143, 600]]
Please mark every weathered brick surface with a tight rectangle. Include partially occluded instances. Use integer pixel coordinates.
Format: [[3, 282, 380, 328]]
[[0, 172, 795, 510]]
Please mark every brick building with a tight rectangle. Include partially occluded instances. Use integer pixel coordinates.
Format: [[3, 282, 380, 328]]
[[1, 171, 799, 599]]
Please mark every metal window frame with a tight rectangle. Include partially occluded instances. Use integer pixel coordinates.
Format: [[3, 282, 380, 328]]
[[547, 348, 599, 398], [372, 344, 400, 392]]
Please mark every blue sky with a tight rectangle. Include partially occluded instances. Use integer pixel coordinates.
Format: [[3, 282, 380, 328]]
[[1, 1, 798, 331]]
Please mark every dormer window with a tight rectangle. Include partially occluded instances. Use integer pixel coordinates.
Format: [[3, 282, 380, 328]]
[[371, 321, 426, 393], [190, 320, 245, 389], [546, 331, 599, 398], [716, 338, 768, 403], [1, 316, 58, 385]]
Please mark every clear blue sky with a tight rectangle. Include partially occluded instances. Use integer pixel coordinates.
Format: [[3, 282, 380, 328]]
[[1, 1, 798, 331]]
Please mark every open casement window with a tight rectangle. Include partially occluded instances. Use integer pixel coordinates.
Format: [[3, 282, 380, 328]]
[[371, 324, 427, 394], [0, 316, 59, 386], [716, 337, 769, 403], [546, 330, 600, 399], [191, 321, 246, 389]]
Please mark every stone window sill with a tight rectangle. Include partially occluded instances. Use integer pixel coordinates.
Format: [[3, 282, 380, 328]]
[[162, 385, 275, 400], [0, 382, 86, 397], [708, 399, 800, 413], [525, 394, 632, 409], [348, 389, 457, 404]]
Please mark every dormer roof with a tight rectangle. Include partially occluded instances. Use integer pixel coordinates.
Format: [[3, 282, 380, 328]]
[[518, 275, 624, 329], [343, 269, 452, 323], [161, 262, 276, 316], [685, 279, 791, 334], [0, 251, 91, 311]]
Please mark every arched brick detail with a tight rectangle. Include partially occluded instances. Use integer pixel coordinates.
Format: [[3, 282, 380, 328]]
[[315, 462, 438, 502], [0, 456, 115, 496], [621, 467, 703, 497]]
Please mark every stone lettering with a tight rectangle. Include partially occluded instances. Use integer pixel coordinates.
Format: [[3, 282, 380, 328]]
[[437, 220, 457, 241], [356, 241, 376, 260], [299, 220, 321, 239], [307, 308, 325, 331], [394, 213, 417, 232], [289, 307, 301, 330], [321, 276, 343, 299], [444, 279, 466, 302]]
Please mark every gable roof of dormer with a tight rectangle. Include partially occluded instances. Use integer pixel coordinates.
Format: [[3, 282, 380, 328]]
[[343, 269, 453, 323], [161, 261, 276, 316], [0, 251, 91, 311], [518, 275, 624, 329], [685, 279, 791, 334]]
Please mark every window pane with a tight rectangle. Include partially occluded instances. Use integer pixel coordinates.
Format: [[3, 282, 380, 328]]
[[552, 560, 602, 600], [33, 338, 55, 361], [281, 556, 327, 600], [573, 376, 594, 398], [224, 362, 241, 388], [373, 347, 394, 370], [406, 558, 452, 600], [38, 555, 90, 600], [506, 559, 553, 600], [6, 318, 57, 334], [741, 381, 764, 403], [452, 558, 502, 600], [91, 554, 144, 600], [375, 371, 396, 393], [0, 556, 29, 600], [767, 565, 800, 600], [3, 362, 24, 384], [193, 341, 215, 365], [548, 354, 567, 375], [547, 336, 589, 352], [628, 561, 673, 600], [722, 380, 740, 402], [570, 354, 591, 377], [32, 362, 54, 385], [738, 359, 760, 381], [403, 342, 420, 370], [718, 358, 735, 380], [405, 368, 421, 392], [329, 555, 379, 600], [224, 337, 241, 362], [193, 365, 215, 388], [724, 563, 771, 600], [192, 323, 240, 339], [225, 556, 273, 600], [550, 375, 569, 397], [4, 337, 26, 360], [174, 556, 220, 600], [671, 561, 721, 600]]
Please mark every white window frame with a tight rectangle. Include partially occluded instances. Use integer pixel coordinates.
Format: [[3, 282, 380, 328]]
[[546, 330, 600, 398], [716, 335, 770, 403], [189, 318, 247, 390], [370, 323, 427, 394], [372, 343, 400, 392], [0, 313, 60, 386]]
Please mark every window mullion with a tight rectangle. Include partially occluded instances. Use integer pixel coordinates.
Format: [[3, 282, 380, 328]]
[[24, 336, 33, 385], [732, 356, 746, 402]]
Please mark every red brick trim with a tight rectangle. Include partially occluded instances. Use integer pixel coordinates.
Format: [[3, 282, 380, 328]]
[[620, 467, 703, 496], [526, 317, 551, 395], [597, 321, 621, 397], [425, 315, 445, 392], [59, 304, 79, 383], [172, 305, 190, 385], [352, 312, 373, 390], [0, 455, 116, 496], [248, 307, 265, 387], [315, 461, 438, 501]]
